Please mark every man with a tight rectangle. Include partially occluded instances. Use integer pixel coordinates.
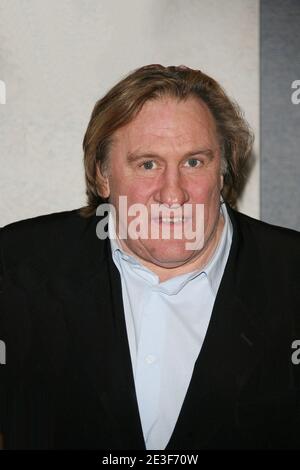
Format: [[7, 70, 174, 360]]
[[0, 64, 299, 450]]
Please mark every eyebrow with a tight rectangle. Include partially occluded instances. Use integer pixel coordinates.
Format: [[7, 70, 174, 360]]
[[126, 148, 215, 163]]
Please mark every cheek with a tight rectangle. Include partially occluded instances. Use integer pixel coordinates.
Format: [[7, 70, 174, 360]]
[[108, 172, 130, 200], [189, 175, 221, 202], [109, 178, 154, 209], [132, 185, 155, 203], [121, 177, 156, 204]]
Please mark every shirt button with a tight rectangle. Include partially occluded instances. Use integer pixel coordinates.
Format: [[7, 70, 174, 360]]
[[145, 354, 156, 364]]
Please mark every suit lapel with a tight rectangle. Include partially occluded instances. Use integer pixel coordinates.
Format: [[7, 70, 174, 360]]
[[54, 215, 145, 449]]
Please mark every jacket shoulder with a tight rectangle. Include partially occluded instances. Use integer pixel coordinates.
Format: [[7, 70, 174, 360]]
[[232, 209, 300, 247], [0, 209, 98, 274], [230, 209, 300, 274]]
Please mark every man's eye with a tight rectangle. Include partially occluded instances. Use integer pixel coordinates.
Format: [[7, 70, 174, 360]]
[[141, 160, 156, 170], [184, 158, 202, 168]]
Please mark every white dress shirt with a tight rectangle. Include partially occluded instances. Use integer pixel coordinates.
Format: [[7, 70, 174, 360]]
[[109, 203, 233, 450]]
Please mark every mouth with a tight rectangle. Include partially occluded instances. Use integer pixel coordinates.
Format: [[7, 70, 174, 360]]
[[161, 217, 183, 224], [151, 216, 191, 224]]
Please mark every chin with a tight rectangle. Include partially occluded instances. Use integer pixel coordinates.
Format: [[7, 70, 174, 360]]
[[140, 240, 199, 267]]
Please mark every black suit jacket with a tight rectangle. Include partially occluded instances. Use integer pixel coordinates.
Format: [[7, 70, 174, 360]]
[[0, 205, 300, 449]]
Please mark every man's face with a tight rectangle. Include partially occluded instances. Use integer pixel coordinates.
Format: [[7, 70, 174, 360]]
[[101, 96, 224, 270]]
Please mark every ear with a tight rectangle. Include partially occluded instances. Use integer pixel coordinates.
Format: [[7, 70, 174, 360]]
[[96, 164, 110, 199], [220, 174, 224, 191]]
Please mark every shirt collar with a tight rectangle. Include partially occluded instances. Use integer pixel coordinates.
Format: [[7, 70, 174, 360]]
[[109, 203, 232, 296], [203, 202, 233, 295]]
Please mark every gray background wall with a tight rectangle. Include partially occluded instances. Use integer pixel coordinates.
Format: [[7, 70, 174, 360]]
[[261, 0, 300, 231], [0, 0, 259, 227]]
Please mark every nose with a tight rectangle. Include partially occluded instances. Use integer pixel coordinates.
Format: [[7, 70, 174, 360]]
[[153, 167, 189, 207]]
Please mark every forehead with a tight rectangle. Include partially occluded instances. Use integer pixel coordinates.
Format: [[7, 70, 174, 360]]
[[112, 96, 219, 151]]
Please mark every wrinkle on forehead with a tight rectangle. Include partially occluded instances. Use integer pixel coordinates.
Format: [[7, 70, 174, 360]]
[[112, 96, 219, 156]]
